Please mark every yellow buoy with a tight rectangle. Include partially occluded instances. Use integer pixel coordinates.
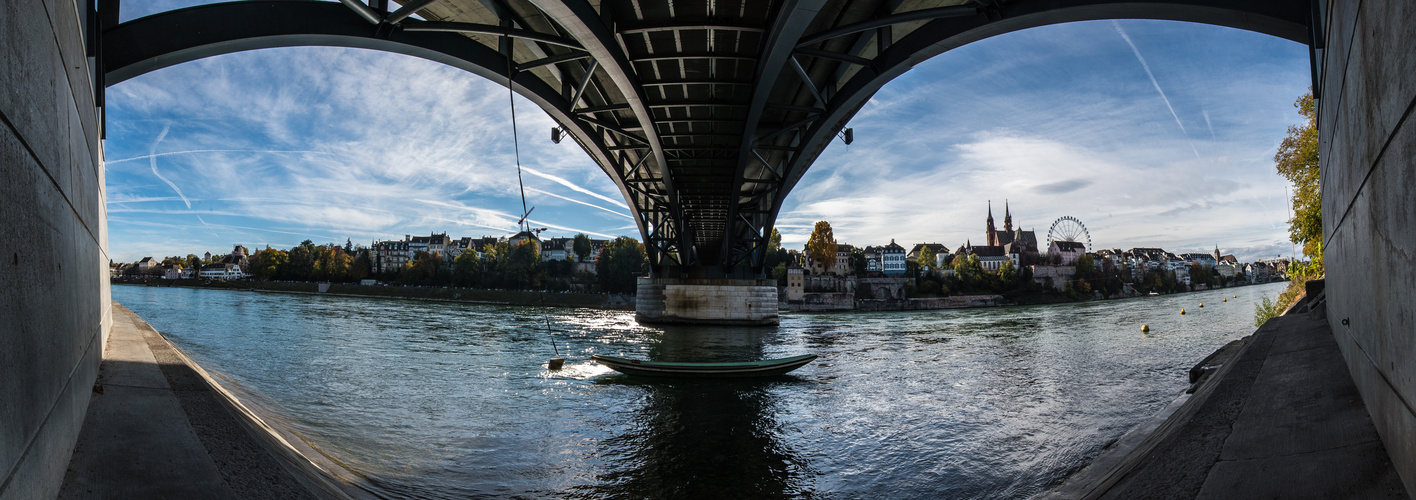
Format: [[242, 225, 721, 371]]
[[1141, 324, 1150, 333], [1234, 295, 1237, 298], [1181, 308, 1187, 315], [1223, 298, 1227, 302], [1199, 303, 1204, 308]]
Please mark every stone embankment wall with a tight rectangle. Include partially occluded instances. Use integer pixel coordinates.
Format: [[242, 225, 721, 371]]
[[788, 292, 855, 311], [1317, 1, 1416, 491], [855, 295, 1004, 311], [0, 1, 108, 498]]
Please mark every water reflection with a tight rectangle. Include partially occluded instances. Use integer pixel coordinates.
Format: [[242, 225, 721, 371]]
[[582, 378, 815, 498]]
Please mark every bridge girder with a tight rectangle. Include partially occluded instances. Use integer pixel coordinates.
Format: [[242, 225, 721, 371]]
[[103, 0, 1311, 278]]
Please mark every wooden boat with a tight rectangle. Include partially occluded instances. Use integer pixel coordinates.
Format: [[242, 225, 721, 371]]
[[591, 354, 817, 378]]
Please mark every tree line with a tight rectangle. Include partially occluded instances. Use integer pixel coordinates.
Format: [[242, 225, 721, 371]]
[[127, 234, 648, 294]]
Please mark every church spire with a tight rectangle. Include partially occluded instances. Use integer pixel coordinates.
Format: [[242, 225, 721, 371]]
[[1003, 199, 1013, 233], [986, 201, 998, 247]]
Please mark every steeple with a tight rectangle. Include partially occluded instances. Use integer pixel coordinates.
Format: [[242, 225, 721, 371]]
[[1214, 244, 1221, 263], [986, 201, 998, 246], [1003, 199, 1013, 233]]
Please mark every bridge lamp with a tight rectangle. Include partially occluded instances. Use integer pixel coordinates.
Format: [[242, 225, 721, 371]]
[[838, 127, 854, 145], [551, 126, 564, 144]]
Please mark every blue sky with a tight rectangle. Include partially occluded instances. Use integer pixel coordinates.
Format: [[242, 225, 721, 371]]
[[105, 5, 1311, 264]]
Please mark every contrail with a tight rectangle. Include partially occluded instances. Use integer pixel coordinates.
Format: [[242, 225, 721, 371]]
[[1202, 110, 1216, 140], [108, 149, 328, 165], [524, 217, 617, 239], [148, 125, 193, 208], [195, 215, 221, 238], [526, 187, 631, 218], [1112, 21, 1202, 161], [519, 166, 630, 209]]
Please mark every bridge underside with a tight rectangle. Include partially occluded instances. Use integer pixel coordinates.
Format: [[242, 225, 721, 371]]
[[103, 0, 1311, 280], [12, 0, 1416, 496]]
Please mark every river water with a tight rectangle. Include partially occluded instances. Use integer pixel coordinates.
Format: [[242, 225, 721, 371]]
[[112, 282, 1284, 499]]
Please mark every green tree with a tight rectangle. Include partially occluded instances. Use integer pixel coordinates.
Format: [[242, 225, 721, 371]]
[[573, 233, 593, 262], [597, 236, 647, 294], [349, 250, 371, 282], [997, 259, 1018, 290], [953, 254, 985, 292], [918, 246, 936, 271], [768, 228, 782, 253], [771, 262, 788, 286], [804, 221, 837, 271], [452, 250, 480, 286]]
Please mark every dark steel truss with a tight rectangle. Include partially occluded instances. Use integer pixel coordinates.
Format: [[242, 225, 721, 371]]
[[103, 0, 1311, 278]]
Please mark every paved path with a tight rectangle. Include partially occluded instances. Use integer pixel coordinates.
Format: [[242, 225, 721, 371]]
[[1051, 309, 1410, 499], [58, 303, 319, 499]]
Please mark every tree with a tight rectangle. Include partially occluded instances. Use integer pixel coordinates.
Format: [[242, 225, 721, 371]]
[[349, 250, 371, 282], [997, 259, 1018, 289], [918, 246, 936, 271], [771, 262, 789, 286], [573, 233, 593, 262], [597, 236, 647, 294], [251, 247, 287, 281], [1275, 91, 1321, 270], [768, 228, 782, 253], [804, 221, 837, 271], [452, 249, 480, 287]]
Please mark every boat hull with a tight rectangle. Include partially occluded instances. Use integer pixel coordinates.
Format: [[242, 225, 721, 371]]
[[591, 354, 817, 378]]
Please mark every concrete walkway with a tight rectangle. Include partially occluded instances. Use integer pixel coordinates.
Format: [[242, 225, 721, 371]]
[[57, 304, 321, 499], [1048, 305, 1410, 498]]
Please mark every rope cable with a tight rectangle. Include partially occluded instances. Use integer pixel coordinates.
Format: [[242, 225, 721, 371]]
[[506, 39, 561, 359]]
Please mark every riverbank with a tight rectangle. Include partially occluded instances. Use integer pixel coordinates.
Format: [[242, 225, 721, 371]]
[[60, 303, 364, 499], [1041, 284, 1408, 499], [112, 278, 632, 310]]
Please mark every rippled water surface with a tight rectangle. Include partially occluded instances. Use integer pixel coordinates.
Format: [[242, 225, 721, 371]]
[[113, 283, 1285, 499]]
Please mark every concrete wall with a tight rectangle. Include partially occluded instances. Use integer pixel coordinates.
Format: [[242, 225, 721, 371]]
[[0, 0, 109, 497], [637, 277, 779, 325], [1316, 0, 1416, 492]]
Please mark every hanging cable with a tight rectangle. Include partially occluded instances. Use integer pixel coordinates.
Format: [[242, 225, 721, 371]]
[[506, 37, 563, 365], [508, 50, 530, 233]]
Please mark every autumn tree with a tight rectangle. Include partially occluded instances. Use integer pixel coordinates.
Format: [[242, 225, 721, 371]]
[[1275, 90, 1322, 275], [804, 221, 837, 272], [1258, 90, 1323, 325], [251, 247, 287, 280]]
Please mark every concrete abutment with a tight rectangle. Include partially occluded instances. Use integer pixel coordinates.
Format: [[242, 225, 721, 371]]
[[636, 277, 780, 326], [1316, 0, 1416, 493], [0, 0, 109, 498]]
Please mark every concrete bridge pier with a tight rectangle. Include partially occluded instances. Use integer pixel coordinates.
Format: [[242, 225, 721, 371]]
[[636, 278, 779, 326]]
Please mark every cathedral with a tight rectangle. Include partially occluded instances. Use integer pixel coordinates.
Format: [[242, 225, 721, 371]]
[[957, 201, 1041, 270]]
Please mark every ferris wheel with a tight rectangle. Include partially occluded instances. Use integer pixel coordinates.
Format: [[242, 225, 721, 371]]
[[1047, 216, 1092, 252]]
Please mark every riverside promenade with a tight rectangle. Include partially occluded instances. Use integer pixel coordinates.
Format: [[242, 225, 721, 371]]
[[1046, 291, 1410, 499], [57, 304, 341, 499]]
